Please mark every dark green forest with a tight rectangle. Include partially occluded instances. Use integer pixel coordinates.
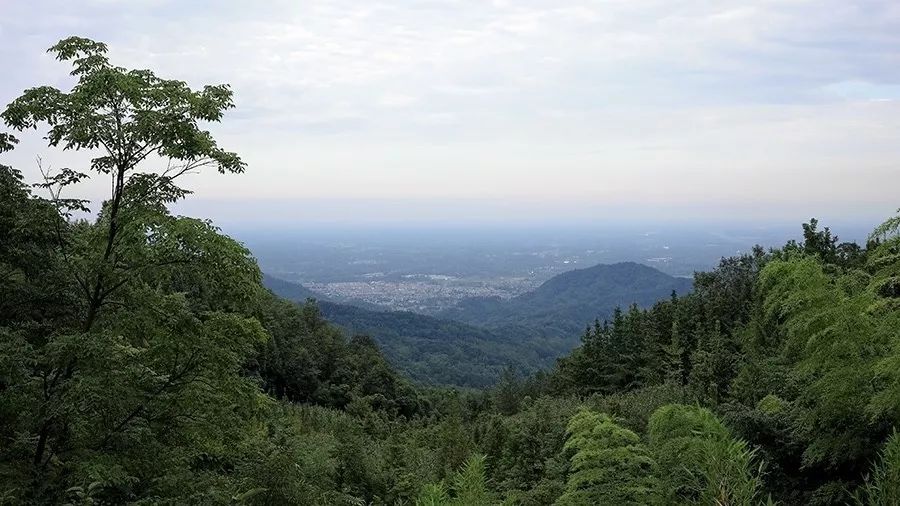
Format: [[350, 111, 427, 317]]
[[2, 38, 900, 505], [438, 261, 693, 338], [317, 300, 567, 389], [265, 262, 690, 388]]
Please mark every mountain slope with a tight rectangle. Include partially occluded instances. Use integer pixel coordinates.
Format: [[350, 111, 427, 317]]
[[262, 263, 690, 387], [262, 275, 568, 387], [317, 302, 568, 387], [439, 262, 692, 337], [261, 273, 321, 301]]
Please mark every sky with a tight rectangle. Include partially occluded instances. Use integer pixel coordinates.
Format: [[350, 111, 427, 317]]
[[1, 0, 899, 227]]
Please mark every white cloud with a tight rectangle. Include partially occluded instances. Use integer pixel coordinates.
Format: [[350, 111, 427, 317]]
[[1, 0, 899, 222], [377, 93, 419, 108]]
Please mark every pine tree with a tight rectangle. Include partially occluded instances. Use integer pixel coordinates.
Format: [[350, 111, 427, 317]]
[[662, 320, 686, 385], [495, 367, 522, 415], [415, 454, 494, 506]]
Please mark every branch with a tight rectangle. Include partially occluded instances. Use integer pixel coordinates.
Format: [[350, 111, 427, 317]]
[[98, 258, 193, 302], [97, 350, 202, 449], [37, 158, 90, 298]]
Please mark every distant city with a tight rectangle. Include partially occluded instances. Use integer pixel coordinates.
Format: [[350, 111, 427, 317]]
[[306, 277, 535, 313]]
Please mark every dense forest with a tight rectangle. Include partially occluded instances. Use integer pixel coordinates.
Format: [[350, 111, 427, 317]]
[[2, 38, 900, 505], [265, 263, 690, 388], [264, 275, 565, 388]]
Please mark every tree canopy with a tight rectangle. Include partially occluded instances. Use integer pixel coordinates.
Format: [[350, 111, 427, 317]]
[[2, 36, 900, 505]]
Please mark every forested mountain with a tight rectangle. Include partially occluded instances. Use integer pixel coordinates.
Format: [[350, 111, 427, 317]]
[[440, 261, 692, 337], [262, 273, 321, 301], [3, 38, 900, 506], [318, 301, 570, 388], [263, 275, 569, 387], [263, 264, 687, 388]]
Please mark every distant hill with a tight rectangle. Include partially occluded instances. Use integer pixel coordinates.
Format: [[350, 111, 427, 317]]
[[262, 274, 567, 387], [262, 273, 320, 301], [439, 262, 692, 337], [317, 302, 568, 388], [262, 263, 690, 387]]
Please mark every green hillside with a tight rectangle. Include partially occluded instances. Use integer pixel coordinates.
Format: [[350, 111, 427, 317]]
[[261, 273, 320, 301], [4, 36, 900, 506], [262, 277, 570, 387], [440, 261, 693, 336], [262, 264, 688, 388]]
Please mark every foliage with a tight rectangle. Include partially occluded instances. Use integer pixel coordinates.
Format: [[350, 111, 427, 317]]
[[478, 396, 579, 503], [255, 294, 423, 417], [316, 299, 570, 388], [555, 409, 660, 505], [647, 404, 764, 505], [854, 430, 900, 506], [415, 454, 494, 506], [4, 36, 900, 506], [587, 382, 692, 433]]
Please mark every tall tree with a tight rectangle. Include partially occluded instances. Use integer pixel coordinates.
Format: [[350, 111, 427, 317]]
[[648, 404, 763, 505], [2, 35, 245, 333], [555, 409, 661, 505], [0, 37, 259, 503]]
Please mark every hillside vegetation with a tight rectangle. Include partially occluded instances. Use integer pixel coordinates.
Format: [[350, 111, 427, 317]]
[[2, 38, 899, 505], [440, 261, 693, 337], [265, 263, 685, 388], [318, 301, 569, 388]]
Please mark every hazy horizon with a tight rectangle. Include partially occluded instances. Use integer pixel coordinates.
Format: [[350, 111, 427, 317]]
[[173, 197, 890, 233], [2, 0, 899, 223]]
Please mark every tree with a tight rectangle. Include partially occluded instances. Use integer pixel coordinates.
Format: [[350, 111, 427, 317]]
[[479, 396, 578, 502], [0, 154, 76, 331], [2, 35, 245, 333], [648, 404, 764, 505], [415, 454, 494, 506], [416, 483, 452, 506], [854, 430, 900, 506], [689, 321, 739, 406], [555, 409, 661, 505], [494, 366, 522, 415], [867, 210, 900, 306], [0, 37, 260, 503], [451, 454, 493, 505], [758, 258, 891, 470], [801, 218, 839, 265], [662, 320, 686, 385]]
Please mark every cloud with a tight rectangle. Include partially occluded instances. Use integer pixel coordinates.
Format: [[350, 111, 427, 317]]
[[819, 80, 900, 101], [377, 93, 420, 108], [1, 0, 898, 222]]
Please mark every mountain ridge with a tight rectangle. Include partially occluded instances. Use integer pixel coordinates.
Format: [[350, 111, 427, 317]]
[[263, 261, 690, 387], [439, 261, 693, 336]]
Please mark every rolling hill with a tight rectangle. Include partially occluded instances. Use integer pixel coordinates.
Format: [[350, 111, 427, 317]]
[[262, 275, 568, 387], [439, 262, 693, 337], [261, 273, 320, 301], [317, 302, 568, 387], [263, 262, 691, 387]]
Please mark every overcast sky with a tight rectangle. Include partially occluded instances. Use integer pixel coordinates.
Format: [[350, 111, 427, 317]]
[[1, 0, 899, 226]]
